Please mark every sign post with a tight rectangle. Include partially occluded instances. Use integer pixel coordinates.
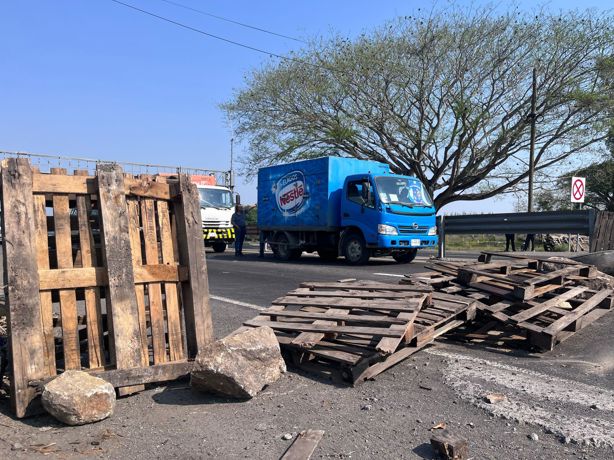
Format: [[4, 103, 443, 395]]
[[570, 177, 586, 204]]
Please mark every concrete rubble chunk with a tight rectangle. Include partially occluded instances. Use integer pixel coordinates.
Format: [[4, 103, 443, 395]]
[[191, 326, 286, 399], [42, 370, 116, 425]]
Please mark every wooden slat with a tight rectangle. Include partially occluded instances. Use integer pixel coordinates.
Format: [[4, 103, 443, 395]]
[[542, 289, 613, 335], [75, 169, 105, 369], [33, 189, 56, 375], [281, 429, 325, 460], [156, 177, 184, 361], [51, 168, 81, 370], [273, 296, 424, 312], [287, 288, 424, 299], [259, 310, 408, 324], [243, 319, 406, 337], [523, 266, 586, 286], [97, 164, 147, 375], [2, 158, 48, 417], [38, 265, 188, 289], [173, 174, 214, 357], [375, 294, 427, 354], [300, 282, 432, 292], [291, 309, 348, 348], [141, 196, 167, 364], [32, 172, 178, 200], [509, 286, 589, 324], [126, 195, 150, 366]]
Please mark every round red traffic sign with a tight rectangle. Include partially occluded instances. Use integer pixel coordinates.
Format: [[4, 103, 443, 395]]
[[572, 179, 584, 201]]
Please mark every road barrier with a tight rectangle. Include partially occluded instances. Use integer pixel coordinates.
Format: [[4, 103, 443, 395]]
[[437, 210, 597, 258]]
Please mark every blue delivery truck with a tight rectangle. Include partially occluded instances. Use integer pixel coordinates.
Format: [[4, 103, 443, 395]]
[[257, 157, 438, 264]]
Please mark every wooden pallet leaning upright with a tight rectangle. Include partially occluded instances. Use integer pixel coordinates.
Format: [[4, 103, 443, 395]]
[[1, 159, 214, 417]]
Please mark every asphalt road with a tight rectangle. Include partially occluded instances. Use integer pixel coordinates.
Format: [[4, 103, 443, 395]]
[[1, 246, 614, 459]]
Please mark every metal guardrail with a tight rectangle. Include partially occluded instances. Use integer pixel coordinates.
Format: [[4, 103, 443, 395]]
[[0, 150, 232, 187], [437, 210, 597, 258]]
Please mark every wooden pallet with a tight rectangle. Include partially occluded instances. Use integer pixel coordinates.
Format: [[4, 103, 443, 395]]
[[242, 280, 474, 384], [1, 158, 213, 417]]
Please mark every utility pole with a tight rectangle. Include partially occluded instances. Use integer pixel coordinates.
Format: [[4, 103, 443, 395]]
[[229, 137, 235, 192], [528, 67, 537, 212]]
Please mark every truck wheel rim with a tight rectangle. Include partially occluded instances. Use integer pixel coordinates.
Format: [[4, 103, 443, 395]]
[[347, 240, 362, 260]]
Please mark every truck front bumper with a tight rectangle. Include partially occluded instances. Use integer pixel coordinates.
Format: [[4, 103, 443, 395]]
[[375, 234, 438, 249], [203, 227, 235, 243]]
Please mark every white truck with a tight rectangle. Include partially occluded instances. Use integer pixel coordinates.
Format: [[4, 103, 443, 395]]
[[195, 179, 235, 253]]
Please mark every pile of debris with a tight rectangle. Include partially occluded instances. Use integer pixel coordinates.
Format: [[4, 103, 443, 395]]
[[243, 252, 614, 384], [241, 280, 476, 384], [404, 251, 613, 351]]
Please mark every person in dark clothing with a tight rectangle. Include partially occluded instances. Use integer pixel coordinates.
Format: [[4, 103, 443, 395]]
[[505, 233, 516, 252], [523, 233, 536, 251], [231, 205, 247, 256]]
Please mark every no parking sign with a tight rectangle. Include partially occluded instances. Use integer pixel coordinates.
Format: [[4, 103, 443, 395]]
[[570, 176, 586, 203]]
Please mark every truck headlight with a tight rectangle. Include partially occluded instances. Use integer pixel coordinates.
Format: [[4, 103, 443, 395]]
[[378, 224, 398, 235], [428, 226, 437, 236]]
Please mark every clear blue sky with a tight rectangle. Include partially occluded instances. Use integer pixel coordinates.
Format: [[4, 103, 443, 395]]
[[1, 0, 610, 211]]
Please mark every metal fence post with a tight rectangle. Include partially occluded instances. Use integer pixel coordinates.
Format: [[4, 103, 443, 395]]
[[438, 214, 445, 259]]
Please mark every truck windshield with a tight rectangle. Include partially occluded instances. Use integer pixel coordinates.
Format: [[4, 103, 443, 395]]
[[199, 188, 234, 209], [374, 176, 433, 207]]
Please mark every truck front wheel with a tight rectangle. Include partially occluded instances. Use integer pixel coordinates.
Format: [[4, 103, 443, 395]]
[[212, 242, 227, 253], [392, 249, 417, 264], [343, 234, 370, 265]]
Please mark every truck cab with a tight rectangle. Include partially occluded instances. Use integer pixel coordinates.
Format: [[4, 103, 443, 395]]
[[340, 174, 437, 264], [198, 184, 235, 253]]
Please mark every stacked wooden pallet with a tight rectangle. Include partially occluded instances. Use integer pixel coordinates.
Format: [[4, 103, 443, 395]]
[[241, 280, 476, 384], [401, 252, 613, 351]]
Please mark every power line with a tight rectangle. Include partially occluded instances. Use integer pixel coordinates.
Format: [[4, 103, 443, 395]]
[[157, 0, 307, 44], [107, 0, 326, 71]]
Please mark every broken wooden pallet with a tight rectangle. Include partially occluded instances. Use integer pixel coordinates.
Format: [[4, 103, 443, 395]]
[[242, 280, 474, 384]]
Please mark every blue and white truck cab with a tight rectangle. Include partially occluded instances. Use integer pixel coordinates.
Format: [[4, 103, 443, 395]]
[[257, 157, 437, 264]]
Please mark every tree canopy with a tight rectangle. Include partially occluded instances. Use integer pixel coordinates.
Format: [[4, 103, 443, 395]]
[[223, 7, 614, 209]]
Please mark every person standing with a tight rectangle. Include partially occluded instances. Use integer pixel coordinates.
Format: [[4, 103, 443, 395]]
[[523, 233, 535, 251], [231, 205, 247, 256], [505, 233, 516, 252]]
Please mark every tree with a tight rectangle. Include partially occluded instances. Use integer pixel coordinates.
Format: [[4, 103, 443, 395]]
[[223, 7, 614, 209]]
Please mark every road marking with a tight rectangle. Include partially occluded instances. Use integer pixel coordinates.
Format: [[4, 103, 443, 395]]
[[210, 295, 265, 311], [427, 348, 614, 447], [373, 272, 405, 278]]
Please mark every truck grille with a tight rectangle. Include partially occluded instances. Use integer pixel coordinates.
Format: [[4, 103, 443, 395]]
[[398, 225, 429, 234], [202, 220, 231, 228]]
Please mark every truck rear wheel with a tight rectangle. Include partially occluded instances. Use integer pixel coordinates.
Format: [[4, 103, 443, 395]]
[[317, 248, 338, 261], [273, 233, 299, 261], [392, 249, 417, 264], [212, 242, 227, 253], [343, 233, 370, 265]]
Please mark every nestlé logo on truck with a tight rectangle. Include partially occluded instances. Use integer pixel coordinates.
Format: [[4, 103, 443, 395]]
[[275, 170, 307, 215]]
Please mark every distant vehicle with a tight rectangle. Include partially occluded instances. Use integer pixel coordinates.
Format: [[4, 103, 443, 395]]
[[193, 176, 236, 253], [257, 157, 438, 264]]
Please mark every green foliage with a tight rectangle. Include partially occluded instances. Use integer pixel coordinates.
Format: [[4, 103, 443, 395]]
[[223, 7, 614, 209]]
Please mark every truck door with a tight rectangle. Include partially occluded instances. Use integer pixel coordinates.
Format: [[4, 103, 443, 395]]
[[341, 177, 378, 244]]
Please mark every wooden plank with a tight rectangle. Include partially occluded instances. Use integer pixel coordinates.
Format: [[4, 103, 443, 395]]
[[173, 174, 214, 357], [33, 189, 56, 376], [75, 169, 105, 369], [509, 286, 589, 324], [259, 310, 408, 324], [1, 158, 48, 417], [479, 251, 581, 265], [299, 282, 432, 292], [291, 309, 349, 348], [97, 164, 147, 377], [51, 168, 81, 370], [273, 296, 424, 312], [542, 289, 613, 335], [126, 196, 150, 365], [375, 294, 426, 354], [431, 430, 469, 460], [522, 266, 587, 286], [32, 173, 178, 199], [156, 177, 184, 361], [281, 429, 325, 460], [243, 319, 405, 337], [286, 288, 423, 299], [141, 196, 167, 364], [38, 265, 188, 289]]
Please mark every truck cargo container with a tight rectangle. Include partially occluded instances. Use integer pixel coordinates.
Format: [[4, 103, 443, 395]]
[[257, 157, 437, 264]]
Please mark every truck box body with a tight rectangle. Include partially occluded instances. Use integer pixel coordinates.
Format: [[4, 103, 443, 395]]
[[258, 157, 389, 230]]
